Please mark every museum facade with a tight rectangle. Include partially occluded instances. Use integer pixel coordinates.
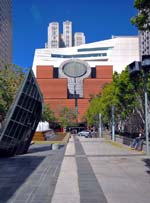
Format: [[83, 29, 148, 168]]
[[32, 36, 139, 122]]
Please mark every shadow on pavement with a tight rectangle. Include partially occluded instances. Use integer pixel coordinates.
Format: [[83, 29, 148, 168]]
[[28, 144, 52, 154], [28, 144, 65, 154], [143, 158, 150, 175], [0, 155, 45, 202]]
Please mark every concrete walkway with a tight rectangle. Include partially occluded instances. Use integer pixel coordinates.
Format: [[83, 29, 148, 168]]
[[0, 144, 65, 203], [52, 135, 150, 203], [0, 136, 150, 203]]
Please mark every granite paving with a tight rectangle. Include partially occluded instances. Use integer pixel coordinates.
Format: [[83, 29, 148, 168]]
[[52, 135, 150, 203], [0, 144, 65, 203], [1, 135, 150, 203]]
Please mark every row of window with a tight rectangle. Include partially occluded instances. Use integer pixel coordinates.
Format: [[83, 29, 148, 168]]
[[77, 46, 113, 52], [51, 53, 107, 58]]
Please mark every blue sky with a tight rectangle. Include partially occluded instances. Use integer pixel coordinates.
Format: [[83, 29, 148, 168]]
[[12, 0, 138, 69]]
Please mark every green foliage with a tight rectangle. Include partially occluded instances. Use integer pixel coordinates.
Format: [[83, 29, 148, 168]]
[[58, 106, 77, 128], [0, 64, 24, 120], [41, 103, 56, 122], [85, 67, 144, 127], [113, 69, 138, 119], [85, 96, 101, 126], [131, 0, 150, 31]]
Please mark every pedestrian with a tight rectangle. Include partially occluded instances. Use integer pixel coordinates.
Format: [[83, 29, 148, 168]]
[[130, 129, 145, 151]]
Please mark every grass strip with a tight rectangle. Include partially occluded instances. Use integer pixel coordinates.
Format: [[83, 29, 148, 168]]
[[104, 139, 146, 154]]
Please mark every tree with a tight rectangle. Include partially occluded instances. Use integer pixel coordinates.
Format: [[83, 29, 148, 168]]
[[86, 81, 117, 127], [0, 64, 24, 121], [41, 103, 56, 122], [85, 67, 146, 133], [85, 97, 100, 126], [58, 106, 77, 128], [131, 0, 150, 31]]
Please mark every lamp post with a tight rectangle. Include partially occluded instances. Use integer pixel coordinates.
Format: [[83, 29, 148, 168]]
[[128, 55, 150, 156], [99, 113, 102, 137], [112, 106, 115, 141], [141, 55, 150, 156]]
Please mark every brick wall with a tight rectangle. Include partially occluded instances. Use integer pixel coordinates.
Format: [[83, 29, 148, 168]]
[[36, 65, 113, 122], [83, 78, 112, 98], [96, 65, 113, 79], [37, 79, 67, 99], [37, 65, 54, 78]]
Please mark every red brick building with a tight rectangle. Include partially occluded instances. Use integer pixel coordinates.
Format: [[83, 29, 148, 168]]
[[36, 60, 113, 123]]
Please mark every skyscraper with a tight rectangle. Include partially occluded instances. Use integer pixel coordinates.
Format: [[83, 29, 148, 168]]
[[46, 20, 86, 48], [74, 32, 85, 46], [63, 20, 72, 47], [139, 31, 150, 60], [138, 11, 150, 59], [47, 22, 59, 48], [0, 0, 12, 66]]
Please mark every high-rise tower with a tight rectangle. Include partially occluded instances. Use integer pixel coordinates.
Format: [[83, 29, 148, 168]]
[[47, 22, 59, 48], [139, 31, 150, 60], [138, 11, 150, 59], [46, 20, 86, 48], [74, 32, 85, 46], [63, 20, 72, 47], [0, 0, 12, 66]]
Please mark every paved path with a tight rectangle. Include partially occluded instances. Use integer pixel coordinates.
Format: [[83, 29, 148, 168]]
[[0, 144, 65, 203], [0, 136, 150, 203], [52, 135, 150, 203]]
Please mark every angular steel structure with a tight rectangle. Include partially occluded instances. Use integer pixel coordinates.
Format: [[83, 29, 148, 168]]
[[0, 70, 43, 156]]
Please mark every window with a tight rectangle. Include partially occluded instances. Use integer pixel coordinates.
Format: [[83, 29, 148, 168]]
[[77, 47, 113, 52], [51, 53, 107, 58]]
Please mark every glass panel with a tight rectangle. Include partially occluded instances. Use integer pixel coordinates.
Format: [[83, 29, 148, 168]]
[[0, 70, 43, 156]]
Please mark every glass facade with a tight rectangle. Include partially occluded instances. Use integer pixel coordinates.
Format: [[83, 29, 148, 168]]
[[0, 70, 43, 156], [0, 0, 12, 66]]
